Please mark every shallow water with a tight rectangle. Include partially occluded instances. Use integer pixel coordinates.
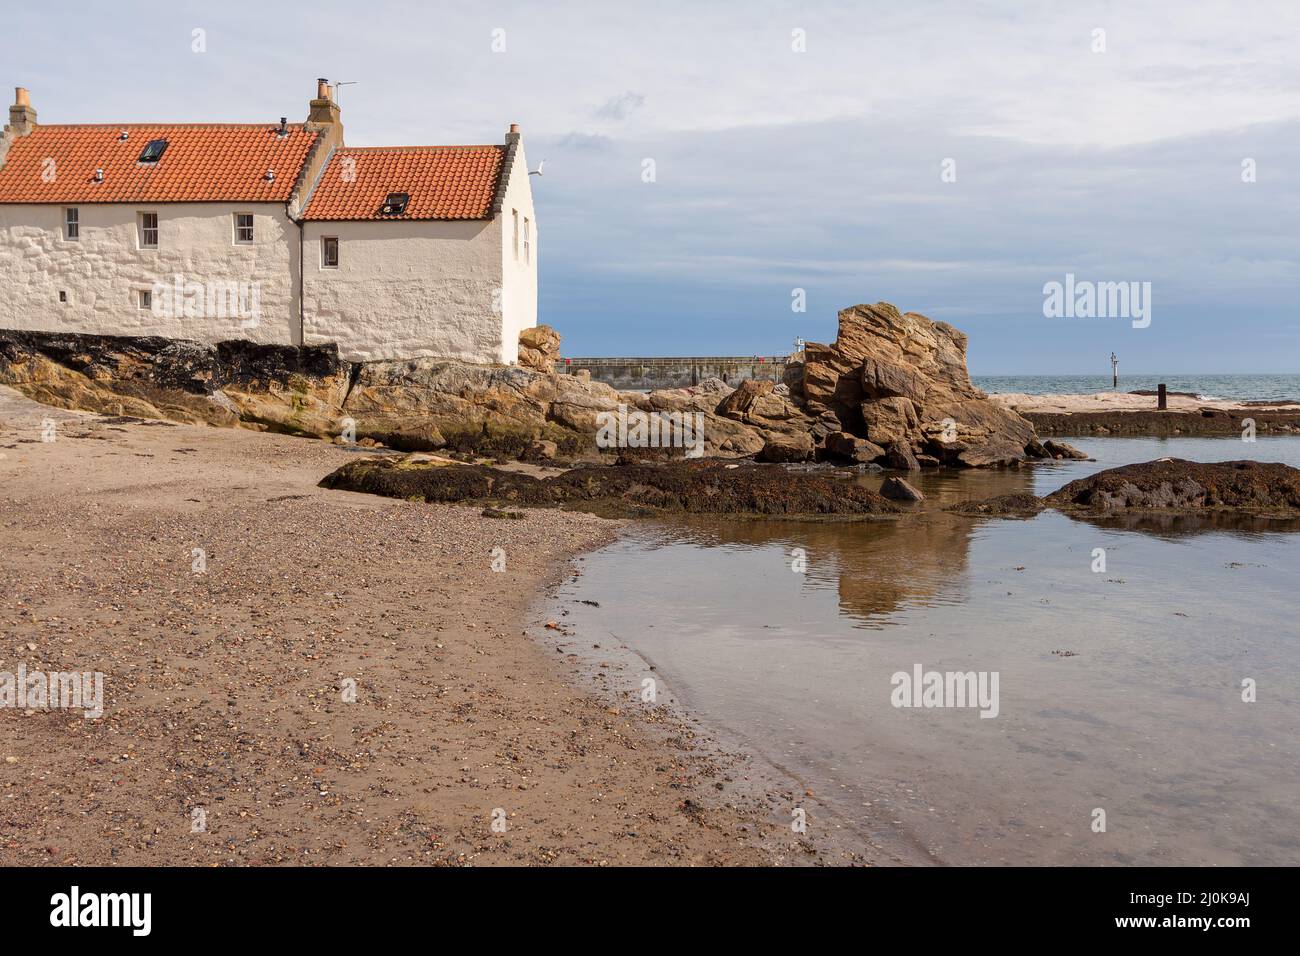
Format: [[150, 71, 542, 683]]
[[552, 437, 1300, 865]]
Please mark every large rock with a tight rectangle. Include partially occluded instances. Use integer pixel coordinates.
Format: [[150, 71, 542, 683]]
[[517, 324, 561, 372], [759, 432, 814, 462], [799, 303, 1040, 466], [880, 476, 925, 501], [824, 431, 886, 464], [1043, 439, 1089, 460], [860, 396, 920, 447]]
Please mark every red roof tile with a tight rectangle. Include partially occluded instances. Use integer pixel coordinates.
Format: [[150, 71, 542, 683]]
[[0, 124, 318, 204], [302, 146, 505, 221]]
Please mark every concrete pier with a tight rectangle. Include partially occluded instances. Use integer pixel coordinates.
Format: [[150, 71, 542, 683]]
[[558, 356, 792, 390]]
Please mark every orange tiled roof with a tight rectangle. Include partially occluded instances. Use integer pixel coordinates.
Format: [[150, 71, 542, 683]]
[[302, 146, 505, 221], [0, 124, 318, 203]]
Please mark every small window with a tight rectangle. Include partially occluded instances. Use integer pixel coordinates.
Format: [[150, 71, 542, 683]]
[[379, 192, 410, 216], [523, 217, 531, 264], [139, 212, 158, 249], [63, 208, 79, 241], [321, 236, 339, 268], [138, 289, 152, 310], [58, 290, 68, 303], [512, 209, 519, 260], [138, 139, 168, 163], [234, 213, 254, 244]]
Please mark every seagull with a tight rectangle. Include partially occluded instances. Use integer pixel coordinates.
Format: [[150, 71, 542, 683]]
[[529, 159, 546, 176]]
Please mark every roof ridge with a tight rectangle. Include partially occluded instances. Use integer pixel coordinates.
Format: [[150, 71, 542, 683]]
[[32, 122, 311, 129], [336, 144, 502, 152]]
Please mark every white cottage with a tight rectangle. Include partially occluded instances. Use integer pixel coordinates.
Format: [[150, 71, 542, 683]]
[[0, 81, 537, 364]]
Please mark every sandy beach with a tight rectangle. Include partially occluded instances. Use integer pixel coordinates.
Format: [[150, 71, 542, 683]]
[[0, 385, 809, 866]]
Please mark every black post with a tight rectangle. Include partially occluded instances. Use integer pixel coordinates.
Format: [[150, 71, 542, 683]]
[[1157, 383, 1167, 410]]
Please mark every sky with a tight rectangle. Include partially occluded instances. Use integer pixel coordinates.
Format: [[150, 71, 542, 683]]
[[9, 1, 1299, 374]]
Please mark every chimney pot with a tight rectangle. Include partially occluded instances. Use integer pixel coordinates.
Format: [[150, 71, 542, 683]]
[[15, 87, 30, 107], [316, 78, 330, 99], [509, 123, 520, 134]]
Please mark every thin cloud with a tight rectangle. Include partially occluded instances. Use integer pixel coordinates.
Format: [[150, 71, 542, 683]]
[[592, 92, 645, 122]]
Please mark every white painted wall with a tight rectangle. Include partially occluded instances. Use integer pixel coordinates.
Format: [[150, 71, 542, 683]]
[[0, 150, 539, 365], [499, 142, 538, 364], [301, 218, 502, 363], [0, 202, 298, 345]]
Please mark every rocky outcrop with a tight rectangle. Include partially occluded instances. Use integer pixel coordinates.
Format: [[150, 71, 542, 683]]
[[0, 302, 1047, 470], [796, 303, 1042, 467], [517, 324, 561, 372], [0, 329, 811, 462]]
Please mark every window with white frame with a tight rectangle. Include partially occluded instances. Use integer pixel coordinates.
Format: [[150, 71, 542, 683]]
[[512, 209, 519, 260], [139, 212, 158, 249], [523, 217, 531, 264], [321, 236, 339, 268], [63, 208, 79, 241], [234, 213, 254, 244]]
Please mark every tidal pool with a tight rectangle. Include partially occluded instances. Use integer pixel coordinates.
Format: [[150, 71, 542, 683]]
[[550, 437, 1300, 865]]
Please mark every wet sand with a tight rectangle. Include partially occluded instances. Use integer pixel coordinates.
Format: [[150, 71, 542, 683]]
[[0, 386, 793, 866]]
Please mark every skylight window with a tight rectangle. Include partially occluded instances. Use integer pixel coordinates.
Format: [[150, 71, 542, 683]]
[[379, 192, 410, 216], [138, 139, 168, 163]]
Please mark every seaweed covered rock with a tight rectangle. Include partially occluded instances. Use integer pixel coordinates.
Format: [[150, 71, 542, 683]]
[[947, 460, 1300, 523], [319, 456, 904, 519], [1045, 459, 1300, 515], [945, 493, 1046, 518]]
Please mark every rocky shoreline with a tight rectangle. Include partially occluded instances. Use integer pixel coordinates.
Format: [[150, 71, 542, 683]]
[[0, 302, 1056, 469]]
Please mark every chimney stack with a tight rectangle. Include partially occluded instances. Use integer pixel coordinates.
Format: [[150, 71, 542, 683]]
[[306, 77, 341, 128], [7, 87, 37, 136]]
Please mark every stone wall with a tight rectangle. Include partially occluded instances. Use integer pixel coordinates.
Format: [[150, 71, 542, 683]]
[[560, 356, 791, 390]]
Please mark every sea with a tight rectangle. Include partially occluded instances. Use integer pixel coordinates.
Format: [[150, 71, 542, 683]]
[[973, 373, 1300, 403]]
